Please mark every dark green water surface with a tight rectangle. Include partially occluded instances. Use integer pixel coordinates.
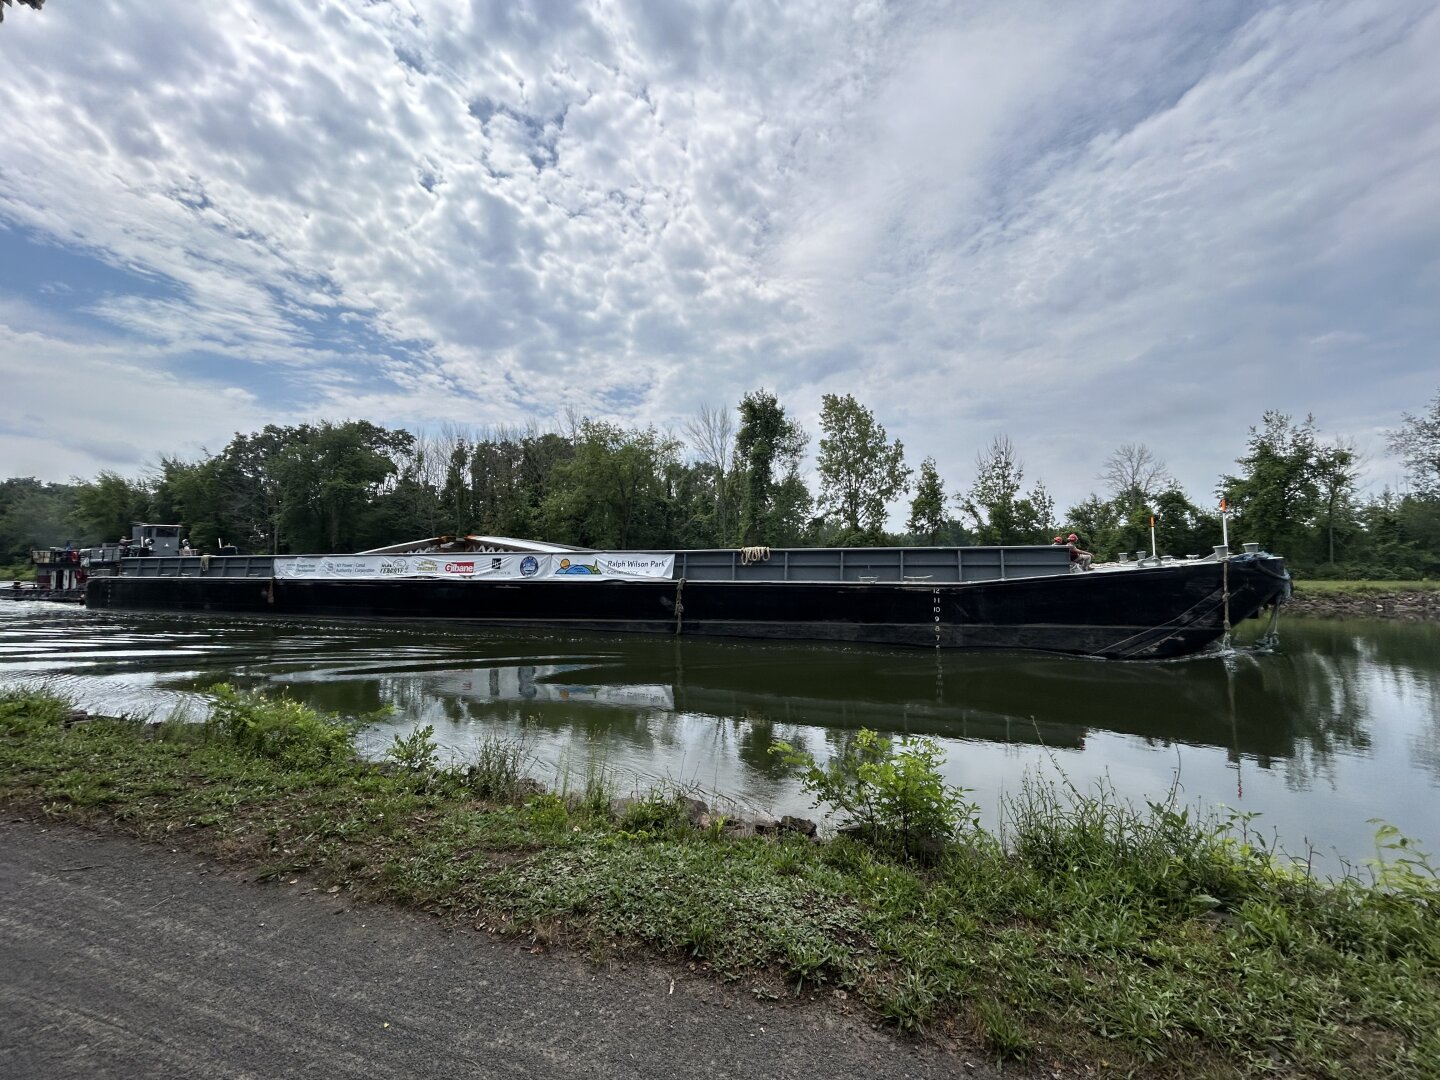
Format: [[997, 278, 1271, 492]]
[[3, 601, 1437, 870]]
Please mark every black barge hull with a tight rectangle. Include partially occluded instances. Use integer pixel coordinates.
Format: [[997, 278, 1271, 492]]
[[86, 555, 1289, 660]]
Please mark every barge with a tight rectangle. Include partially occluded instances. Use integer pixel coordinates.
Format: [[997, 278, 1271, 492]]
[[84, 532, 1290, 660]]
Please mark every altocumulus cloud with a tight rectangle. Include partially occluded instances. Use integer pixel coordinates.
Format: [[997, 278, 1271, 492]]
[[0, 0, 1436, 508]]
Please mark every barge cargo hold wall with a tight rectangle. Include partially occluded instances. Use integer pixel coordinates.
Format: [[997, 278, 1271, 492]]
[[98, 544, 1080, 584], [85, 553, 1289, 660]]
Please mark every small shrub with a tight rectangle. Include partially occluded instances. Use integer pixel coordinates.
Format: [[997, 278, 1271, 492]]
[[386, 724, 441, 773], [526, 792, 570, 834], [1367, 821, 1440, 900], [771, 729, 977, 858], [203, 683, 363, 770], [618, 790, 690, 835]]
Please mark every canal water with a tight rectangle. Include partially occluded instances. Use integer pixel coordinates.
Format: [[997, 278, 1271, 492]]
[[2, 601, 1437, 872]]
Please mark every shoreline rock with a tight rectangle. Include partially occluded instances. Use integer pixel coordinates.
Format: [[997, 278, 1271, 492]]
[[1285, 589, 1440, 621]]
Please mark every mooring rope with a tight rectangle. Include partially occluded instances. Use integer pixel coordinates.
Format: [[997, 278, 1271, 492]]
[[1220, 554, 1232, 650], [739, 546, 771, 565], [1226, 653, 1243, 799], [673, 577, 685, 635]]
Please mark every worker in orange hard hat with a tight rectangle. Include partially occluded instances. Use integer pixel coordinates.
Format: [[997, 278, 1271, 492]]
[[1064, 533, 1093, 571]]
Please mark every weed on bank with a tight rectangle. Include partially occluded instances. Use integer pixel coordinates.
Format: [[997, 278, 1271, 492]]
[[3, 684, 1438, 1078]]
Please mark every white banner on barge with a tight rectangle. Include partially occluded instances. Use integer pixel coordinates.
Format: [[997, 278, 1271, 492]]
[[271, 552, 674, 581]]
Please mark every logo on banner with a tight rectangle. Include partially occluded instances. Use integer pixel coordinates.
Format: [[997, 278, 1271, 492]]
[[379, 558, 409, 576], [491, 557, 503, 569], [520, 556, 539, 576], [555, 558, 600, 575], [444, 561, 475, 574], [416, 559, 438, 573]]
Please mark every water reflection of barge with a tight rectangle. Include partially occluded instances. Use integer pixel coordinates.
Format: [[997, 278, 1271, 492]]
[[87, 533, 1290, 661], [290, 642, 1310, 762]]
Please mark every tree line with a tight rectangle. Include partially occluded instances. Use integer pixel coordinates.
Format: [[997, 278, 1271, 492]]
[[3, 388, 1439, 580]]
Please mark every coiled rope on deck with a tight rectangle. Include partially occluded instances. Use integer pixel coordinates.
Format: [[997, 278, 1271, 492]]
[[739, 546, 771, 565]]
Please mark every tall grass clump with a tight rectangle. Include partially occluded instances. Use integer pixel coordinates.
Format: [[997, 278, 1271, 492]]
[[204, 683, 364, 770], [462, 733, 532, 802], [1003, 773, 1273, 912], [382, 722, 533, 802], [0, 684, 76, 736], [615, 785, 697, 837], [556, 753, 617, 821]]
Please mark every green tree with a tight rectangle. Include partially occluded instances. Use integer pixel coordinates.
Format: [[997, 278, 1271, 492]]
[[272, 421, 414, 552], [201, 426, 293, 553], [683, 402, 737, 545], [1126, 488, 1218, 560], [960, 436, 1054, 544], [440, 440, 471, 533], [1394, 494, 1440, 576], [907, 457, 948, 544], [151, 456, 231, 554], [815, 393, 911, 542], [1313, 441, 1361, 565], [768, 466, 817, 547], [71, 470, 150, 545], [1388, 389, 1440, 499], [540, 421, 681, 548], [1221, 411, 1336, 563], [0, 477, 80, 568], [466, 427, 572, 539], [367, 434, 445, 542], [656, 453, 722, 548], [1350, 491, 1431, 578], [735, 389, 808, 546]]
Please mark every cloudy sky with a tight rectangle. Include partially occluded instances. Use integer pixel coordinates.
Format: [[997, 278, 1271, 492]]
[[2, 0, 1437, 519]]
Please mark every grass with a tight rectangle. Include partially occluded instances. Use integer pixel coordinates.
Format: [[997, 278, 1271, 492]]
[[1291, 579, 1440, 595], [3, 684, 1439, 1078]]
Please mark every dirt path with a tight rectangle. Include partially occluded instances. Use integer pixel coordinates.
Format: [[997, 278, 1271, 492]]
[[0, 820, 1015, 1080]]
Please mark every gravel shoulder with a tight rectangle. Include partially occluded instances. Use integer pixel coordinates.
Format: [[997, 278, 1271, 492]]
[[0, 819, 1012, 1080]]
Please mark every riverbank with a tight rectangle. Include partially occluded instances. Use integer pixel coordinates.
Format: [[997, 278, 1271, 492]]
[[1286, 581, 1440, 620], [3, 685, 1438, 1078]]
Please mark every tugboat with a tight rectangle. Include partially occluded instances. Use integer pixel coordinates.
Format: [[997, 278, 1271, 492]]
[[14, 541, 89, 603], [11, 523, 189, 604]]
